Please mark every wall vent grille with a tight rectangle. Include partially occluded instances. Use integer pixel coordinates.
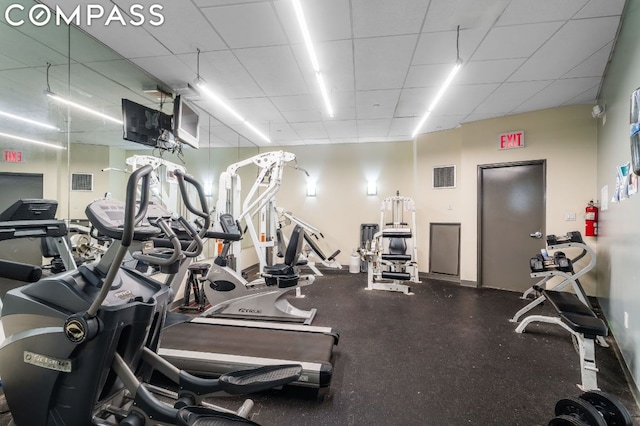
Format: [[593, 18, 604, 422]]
[[71, 173, 93, 191], [433, 166, 456, 189]]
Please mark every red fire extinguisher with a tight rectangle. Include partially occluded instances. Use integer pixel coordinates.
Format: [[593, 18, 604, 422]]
[[585, 200, 598, 237]]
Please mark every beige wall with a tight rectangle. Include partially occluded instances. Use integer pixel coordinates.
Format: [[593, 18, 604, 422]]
[[457, 105, 598, 289], [1, 104, 598, 290]]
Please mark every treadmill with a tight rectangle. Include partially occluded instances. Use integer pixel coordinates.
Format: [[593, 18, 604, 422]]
[[85, 175, 339, 390]]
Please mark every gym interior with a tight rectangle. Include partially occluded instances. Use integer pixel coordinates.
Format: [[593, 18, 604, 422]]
[[0, 0, 640, 425]]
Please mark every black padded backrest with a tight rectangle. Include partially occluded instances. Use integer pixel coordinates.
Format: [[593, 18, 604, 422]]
[[388, 237, 407, 255], [284, 225, 305, 266]]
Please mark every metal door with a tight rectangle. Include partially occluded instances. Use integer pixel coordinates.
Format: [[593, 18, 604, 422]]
[[478, 161, 545, 291]]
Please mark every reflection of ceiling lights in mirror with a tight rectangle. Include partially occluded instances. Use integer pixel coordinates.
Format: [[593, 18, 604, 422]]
[[0, 132, 65, 149], [0, 110, 59, 131], [44, 90, 123, 125], [292, 0, 334, 118], [195, 80, 271, 144]]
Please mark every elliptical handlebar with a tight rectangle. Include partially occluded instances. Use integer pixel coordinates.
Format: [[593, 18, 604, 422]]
[[174, 169, 211, 234], [124, 165, 153, 248], [92, 165, 154, 312]]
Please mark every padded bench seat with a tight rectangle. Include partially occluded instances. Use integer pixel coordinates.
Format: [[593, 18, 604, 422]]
[[381, 254, 412, 261], [543, 290, 608, 338], [515, 289, 609, 391]]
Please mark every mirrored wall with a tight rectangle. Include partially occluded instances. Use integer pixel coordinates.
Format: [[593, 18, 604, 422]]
[[0, 0, 259, 262]]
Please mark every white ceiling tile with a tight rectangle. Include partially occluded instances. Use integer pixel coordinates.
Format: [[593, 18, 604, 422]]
[[395, 87, 432, 118], [462, 113, 501, 123], [405, 63, 458, 88], [276, 0, 351, 43], [413, 27, 486, 66], [509, 17, 620, 81], [331, 107, 357, 120], [436, 83, 499, 116], [235, 46, 308, 96], [191, 50, 265, 98], [564, 84, 600, 105], [513, 77, 601, 113], [271, 94, 317, 111], [131, 55, 196, 90], [352, 0, 429, 38], [283, 109, 322, 123], [573, 0, 625, 19], [201, 3, 287, 49], [357, 119, 391, 137], [229, 97, 285, 124], [473, 81, 552, 115], [268, 122, 298, 141], [388, 117, 414, 137], [420, 114, 466, 134], [324, 120, 358, 139], [497, 0, 588, 25], [291, 122, 327, 139], [424, 0, 511, 32], [456, 59, 527, 85], [195, 0, 269, 7], [129, 0, 227, 54], [471, 22, 563, 61], [562, 42, 612, 78], [356, 90, 401, 119], [355, 35, 417, 90]]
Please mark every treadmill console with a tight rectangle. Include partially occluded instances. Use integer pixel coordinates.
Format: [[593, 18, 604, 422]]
[[0, 199, 58, 221]]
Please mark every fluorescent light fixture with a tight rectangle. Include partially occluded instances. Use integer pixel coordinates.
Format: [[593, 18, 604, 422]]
[[307, 181, 317, 197], [292, 0, 334, 118], [0, 110, 59, 131], [0, 132, 65, 149], [411, 59, 463, 138], [44, 90, 123, 125], [195, 80, 271, 144], [367, 180, 377, 196]]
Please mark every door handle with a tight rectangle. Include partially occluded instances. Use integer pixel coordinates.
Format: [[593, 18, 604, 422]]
[[529, 231, 542, 239]]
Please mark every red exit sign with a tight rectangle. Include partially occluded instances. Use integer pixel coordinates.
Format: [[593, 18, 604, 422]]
[[3, 150, 23, 163], [498, 131, 525, 150]]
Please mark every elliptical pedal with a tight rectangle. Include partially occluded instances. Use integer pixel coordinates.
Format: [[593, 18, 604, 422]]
[[218, 364, 303, 395]]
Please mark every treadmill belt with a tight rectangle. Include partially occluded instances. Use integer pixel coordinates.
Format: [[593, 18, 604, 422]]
[[161, 322, 334, 363]]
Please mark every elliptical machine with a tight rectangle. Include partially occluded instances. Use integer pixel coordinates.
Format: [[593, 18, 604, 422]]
[[0, 165, 301, 425]]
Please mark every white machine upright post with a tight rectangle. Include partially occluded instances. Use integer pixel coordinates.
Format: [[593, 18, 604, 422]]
[[362, 191, 420, 294], [215, 151, 302, 275]]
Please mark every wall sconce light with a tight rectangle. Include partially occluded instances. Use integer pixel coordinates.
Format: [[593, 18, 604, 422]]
[[307, 181, 317, 197], [367, 180, 377, 196]]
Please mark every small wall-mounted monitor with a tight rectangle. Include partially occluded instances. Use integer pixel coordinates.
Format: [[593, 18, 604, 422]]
[[122, 99, 172, 148], [173, 95, 200, 149]]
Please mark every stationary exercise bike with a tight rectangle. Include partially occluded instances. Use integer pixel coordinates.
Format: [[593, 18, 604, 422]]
[[201, 213, 318, 324], [0, 165, 302, 425]]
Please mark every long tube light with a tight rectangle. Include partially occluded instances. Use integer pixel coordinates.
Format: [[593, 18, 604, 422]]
[[44, 90, 123, 125], [0, 110, 59, 131], [292, 0, 334, 118], [411, 59, 463, 138], [0, 132, 65, 149], [195, 80, 271, 144]]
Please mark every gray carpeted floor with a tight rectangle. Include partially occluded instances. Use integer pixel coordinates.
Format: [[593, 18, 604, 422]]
[[0, 270, 637, 425]]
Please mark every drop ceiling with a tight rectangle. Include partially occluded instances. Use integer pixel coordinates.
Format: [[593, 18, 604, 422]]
[[1, 0, 626, 149]]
